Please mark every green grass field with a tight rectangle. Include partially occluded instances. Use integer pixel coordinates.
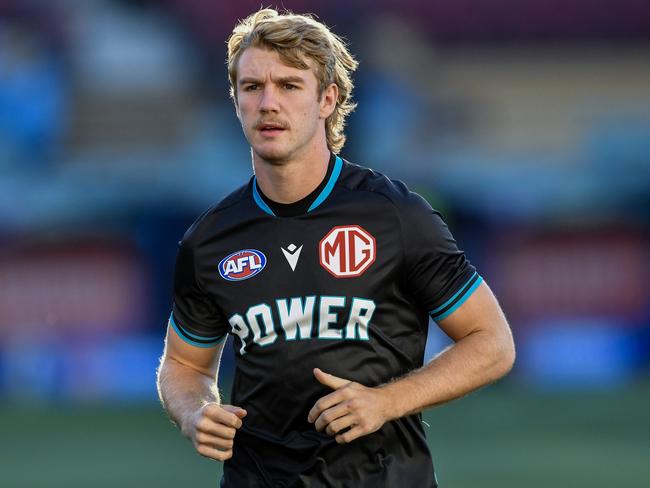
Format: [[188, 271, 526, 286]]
[[1, 382, 649, 487]]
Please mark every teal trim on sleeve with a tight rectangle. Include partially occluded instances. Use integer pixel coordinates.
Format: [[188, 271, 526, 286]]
[[252, 178, 276, 216], [169, 313, 226, 348], [308, 156, 343, 212], [429, 271, 478, 315], [432, 275, 483, 322]]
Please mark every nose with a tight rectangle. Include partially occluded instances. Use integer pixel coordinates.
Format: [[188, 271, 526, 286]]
[[259, 84, 280, 113]]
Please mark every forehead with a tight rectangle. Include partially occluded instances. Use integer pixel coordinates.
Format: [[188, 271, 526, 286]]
[[236, 46, 317, 82]]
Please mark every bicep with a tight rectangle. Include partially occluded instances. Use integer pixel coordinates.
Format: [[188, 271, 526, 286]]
[[436, 281, 511, 343], [163, 323, 226, 377]]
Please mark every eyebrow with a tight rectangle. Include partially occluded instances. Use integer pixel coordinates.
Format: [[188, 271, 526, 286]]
[[238, 76, 306, 86]]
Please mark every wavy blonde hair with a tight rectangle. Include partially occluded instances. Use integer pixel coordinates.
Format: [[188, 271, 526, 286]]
[[227, 9, 358, 154]]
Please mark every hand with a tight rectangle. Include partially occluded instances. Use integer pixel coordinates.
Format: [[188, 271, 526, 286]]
[[185, 403, 247, 461], [307, 368, 392, 444]]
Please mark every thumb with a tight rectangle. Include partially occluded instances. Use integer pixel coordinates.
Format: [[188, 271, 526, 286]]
[[222, 404, 248, 419], [313, 367, 350, 390]]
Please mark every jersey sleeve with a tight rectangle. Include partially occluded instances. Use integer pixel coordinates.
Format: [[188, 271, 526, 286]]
[[399, 192, 483, 322], [169, 239, 228, 347]]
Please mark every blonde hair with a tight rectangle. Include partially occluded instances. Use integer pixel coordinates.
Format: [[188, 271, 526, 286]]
[[227, 9, 358, 154]]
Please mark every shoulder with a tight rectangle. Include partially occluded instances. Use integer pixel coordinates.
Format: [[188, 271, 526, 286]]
[[339, 159, 436, 217], [180, 179, 253, 248]]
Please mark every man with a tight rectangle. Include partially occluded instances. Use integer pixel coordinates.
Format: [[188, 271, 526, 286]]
[[156, 8, 515, 487]]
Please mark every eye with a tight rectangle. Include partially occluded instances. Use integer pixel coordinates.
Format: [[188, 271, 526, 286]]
[[243, 84, 259, 91], [283, 83, 298, 90]]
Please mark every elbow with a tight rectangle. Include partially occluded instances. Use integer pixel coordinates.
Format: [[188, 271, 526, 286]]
[[155, 356, 169, 401], [478, 322, 515, 381], [494, 330, 516, 379]]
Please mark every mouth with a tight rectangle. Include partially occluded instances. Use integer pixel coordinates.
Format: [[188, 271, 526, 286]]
[[257, 123, 287, 136]]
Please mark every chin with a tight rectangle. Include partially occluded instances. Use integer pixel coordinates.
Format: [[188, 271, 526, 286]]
[[253, 145, 292, 165]]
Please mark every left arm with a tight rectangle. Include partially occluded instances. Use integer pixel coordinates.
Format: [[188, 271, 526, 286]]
[[307, 281, 515, 443]]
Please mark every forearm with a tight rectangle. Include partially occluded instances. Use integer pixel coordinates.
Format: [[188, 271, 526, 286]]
[[381, 328, 514, 419], [156, 357, 220, 437]]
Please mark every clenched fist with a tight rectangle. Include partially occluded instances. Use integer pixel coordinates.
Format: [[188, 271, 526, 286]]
[[184, 403, 247, 461]]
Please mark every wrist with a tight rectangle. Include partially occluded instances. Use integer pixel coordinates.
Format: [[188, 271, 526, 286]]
[[179, 407, 199, 438], [378, 382, 405, 421], [179, 417, 191, 439]]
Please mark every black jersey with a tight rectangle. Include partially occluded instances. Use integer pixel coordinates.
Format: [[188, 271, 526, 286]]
[[170, 154, 483, 488]]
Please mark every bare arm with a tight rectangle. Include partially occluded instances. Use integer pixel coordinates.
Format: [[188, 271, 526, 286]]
[[382, 281, 515, 416], [308, 281, 515, 443], [157, 325, 246, 460]]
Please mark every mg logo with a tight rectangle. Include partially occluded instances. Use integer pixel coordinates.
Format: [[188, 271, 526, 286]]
[[319, 225, 376, 278]]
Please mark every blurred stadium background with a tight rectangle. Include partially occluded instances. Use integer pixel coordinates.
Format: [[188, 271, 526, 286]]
[[1, 0, 649, 486]]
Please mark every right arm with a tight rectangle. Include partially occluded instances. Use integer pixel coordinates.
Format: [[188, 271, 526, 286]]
[[157, 324, 246, 461]]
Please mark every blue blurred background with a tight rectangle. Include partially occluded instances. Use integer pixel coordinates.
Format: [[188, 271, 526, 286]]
[[1, 0, 649, 486]]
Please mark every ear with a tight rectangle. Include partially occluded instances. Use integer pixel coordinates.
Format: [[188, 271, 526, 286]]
[[234, 97, 242, 121], [319, 83, 338, 119]]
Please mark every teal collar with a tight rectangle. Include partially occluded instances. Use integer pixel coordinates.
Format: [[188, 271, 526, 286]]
[[253, 155, 343, 217]]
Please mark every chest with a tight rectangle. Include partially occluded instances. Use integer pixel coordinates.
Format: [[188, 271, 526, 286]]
[[196, 212, 403, 322]]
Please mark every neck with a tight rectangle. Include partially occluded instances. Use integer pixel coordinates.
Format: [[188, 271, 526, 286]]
[[253, 144, 331, 204]]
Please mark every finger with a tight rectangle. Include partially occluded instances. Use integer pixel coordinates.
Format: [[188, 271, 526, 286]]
[[196, 418, 237, 439], [222, 404, 248, 420], [308, 389, 347, 423], [313, 368, 350, 390], [196, 444, 233, 462], [324, 414, 355, 437], [335, 425, 364, 444], [196, 431, 235, 450], [314, 401, 351, 432], [203, 404, 245, 429]]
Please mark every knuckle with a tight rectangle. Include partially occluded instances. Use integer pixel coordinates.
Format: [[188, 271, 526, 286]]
[[201, 403, 217, 416], [196, 417, 211, 431]]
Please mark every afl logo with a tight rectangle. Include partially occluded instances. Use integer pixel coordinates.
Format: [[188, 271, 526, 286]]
[[319, 225, 376, 278], [219, 249, 266, 281]]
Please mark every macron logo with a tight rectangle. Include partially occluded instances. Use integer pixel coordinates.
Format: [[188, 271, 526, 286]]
[[281, 243, 303, 271]]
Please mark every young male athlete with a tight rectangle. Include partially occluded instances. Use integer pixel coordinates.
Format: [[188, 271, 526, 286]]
[[157, 8, 515, 487]]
